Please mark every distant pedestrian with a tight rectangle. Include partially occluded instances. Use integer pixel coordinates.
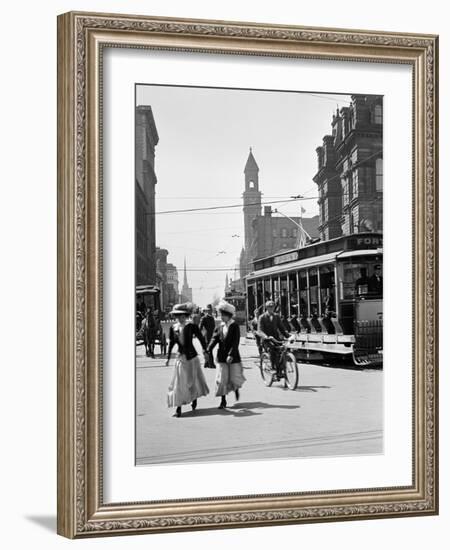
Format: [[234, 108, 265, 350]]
[[192, 307, 202, 326], [207, 300, 246, 409], [166, 302, 210, 417]]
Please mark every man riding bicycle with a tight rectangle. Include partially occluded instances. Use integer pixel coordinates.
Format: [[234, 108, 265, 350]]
[[257, 300, 291, 375]]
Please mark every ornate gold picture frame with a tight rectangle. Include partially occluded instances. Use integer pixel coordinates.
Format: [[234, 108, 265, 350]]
[[57, 11, 438, 538]]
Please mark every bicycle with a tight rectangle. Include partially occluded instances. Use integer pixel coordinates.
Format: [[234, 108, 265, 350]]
[[259, 337, 299, 390]]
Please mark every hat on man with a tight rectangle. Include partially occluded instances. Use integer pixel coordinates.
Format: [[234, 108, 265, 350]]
[[170, 302, 193, 316], [265, 300, 275, 308], [216, 300, 236, 316]]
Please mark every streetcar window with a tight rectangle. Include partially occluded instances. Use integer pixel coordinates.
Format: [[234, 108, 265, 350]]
[[247, 285, 255, 314], [288, 272, 298, 315], [341, 260, 383, 299], [309, 267, 319, 316], [299, 270, 308, 317], [256, 281, 264, 309], [279, 278, 289, 317], [273, 278, 280, 305], [263, 279, 271, 301], [319, 264, 336, 315], [343, 263, 366, 298]]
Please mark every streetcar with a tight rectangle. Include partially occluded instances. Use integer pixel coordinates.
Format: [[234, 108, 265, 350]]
[[245, 233, 383, 366], [223, 289, 247, 326]]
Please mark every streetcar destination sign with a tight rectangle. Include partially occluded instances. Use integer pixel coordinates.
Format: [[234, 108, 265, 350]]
[[273, 251, 299, 265], [349, 235, 383, 249]]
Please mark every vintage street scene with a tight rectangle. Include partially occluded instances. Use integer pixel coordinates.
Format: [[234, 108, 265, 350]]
[[135, 84, 383, 465]]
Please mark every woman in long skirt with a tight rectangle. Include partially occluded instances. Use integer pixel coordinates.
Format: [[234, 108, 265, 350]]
[[207, 300, 246, 409], [165, 302, 210, 417]]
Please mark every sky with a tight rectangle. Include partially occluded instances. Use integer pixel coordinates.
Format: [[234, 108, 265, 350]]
[[136, 84, 352, 307]]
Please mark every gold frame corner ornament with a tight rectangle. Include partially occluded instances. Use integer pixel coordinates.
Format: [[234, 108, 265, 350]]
[[57, 11, 439, 539]]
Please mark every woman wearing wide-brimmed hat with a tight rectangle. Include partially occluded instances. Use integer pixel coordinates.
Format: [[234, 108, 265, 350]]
[[166, 302, 210, 417], [207, 300, 246, 409]]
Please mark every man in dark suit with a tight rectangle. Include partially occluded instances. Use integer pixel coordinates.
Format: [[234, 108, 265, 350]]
[[257, 301, 290, 374], [368, 264, 383, 296]]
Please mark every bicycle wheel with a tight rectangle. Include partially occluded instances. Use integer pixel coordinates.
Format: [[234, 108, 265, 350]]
[[260, 352, 274, 387], [284, 352, 298, 390]]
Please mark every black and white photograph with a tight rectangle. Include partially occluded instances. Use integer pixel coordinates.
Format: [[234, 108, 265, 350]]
[[134, 84, 383, 466]]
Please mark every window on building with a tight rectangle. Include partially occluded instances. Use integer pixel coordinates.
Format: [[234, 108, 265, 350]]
[[281, 228, 288, 238], [292, 227, 298, 237], [249, 180, 255, 189], [352, 207, 359, 232], [374, 104, 383, 124], [352, 170, 358, 198], [376, 158, 383, 191], [141, 126, 147, 160], [272, 228, 277, 238], [342, 178, 349, 206]]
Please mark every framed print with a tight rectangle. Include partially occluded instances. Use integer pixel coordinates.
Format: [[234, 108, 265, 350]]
[[57, 11, 439, 538]]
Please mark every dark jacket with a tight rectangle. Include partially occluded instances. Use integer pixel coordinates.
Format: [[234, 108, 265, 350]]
[[257, 312, 290, 340], [289, 315, 301, 333], [167, 322, 207, 361], [207, 321, 241, 364], [199, 314, 216, 342], [368, 274, 383, 295]]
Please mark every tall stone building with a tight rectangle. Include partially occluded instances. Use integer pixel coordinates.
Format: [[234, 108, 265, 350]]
[[166, 264, 180, 307], [314, 95, 383, 240], [155, 247, 168, 309], [135, 105, 159, 285]]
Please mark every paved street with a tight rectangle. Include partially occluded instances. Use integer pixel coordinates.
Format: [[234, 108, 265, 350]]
[[136, 338, 383, 465]]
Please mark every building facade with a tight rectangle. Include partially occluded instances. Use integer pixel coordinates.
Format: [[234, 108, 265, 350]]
[[166, 263, 180, 308], [250, 206, 319, 261], [155, 247, 168, 310], [314, 95, 383, 240], [135, 105, 159, 286]]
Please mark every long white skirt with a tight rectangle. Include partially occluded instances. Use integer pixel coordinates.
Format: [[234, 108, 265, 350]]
[[215, 362, 246, 396], [167, 354, 210, 408]]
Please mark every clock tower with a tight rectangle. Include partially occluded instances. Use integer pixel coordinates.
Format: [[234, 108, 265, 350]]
[[243, 148, 262, 253]]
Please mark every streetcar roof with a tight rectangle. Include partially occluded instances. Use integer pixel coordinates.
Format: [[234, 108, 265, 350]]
[[338, 248, 383, 259], [246, 249, 382, 280]]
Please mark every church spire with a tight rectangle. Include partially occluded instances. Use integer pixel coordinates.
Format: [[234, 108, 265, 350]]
[[244, 147, 259, 174], [181, 257, 193, 302], [183, 257, 188, 286]]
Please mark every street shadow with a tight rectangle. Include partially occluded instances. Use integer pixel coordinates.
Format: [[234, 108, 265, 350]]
[[230, 401, 300, 411], [279, 385, 332, 393], [24, 515, 56, 533], [180, 407, 261, 418]]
